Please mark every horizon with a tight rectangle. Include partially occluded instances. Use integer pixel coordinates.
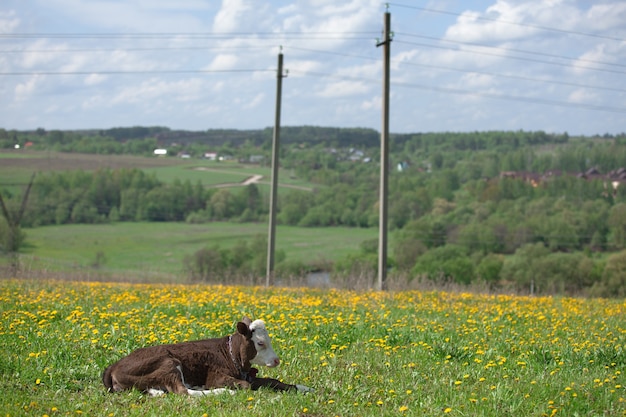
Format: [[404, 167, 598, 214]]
[[4, 124, 622, 137]]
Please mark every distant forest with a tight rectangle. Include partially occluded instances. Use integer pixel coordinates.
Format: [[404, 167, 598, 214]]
[[2, 126, 626, 297]]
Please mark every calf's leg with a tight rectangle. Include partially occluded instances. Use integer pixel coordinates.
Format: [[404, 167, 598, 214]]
[[204, 372, 252, 390], [109, 356, 189, 395], [250, 377, 313, 393]]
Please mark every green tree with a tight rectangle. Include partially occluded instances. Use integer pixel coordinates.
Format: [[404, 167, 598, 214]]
[[392, 237, 427, 271], [412, 245, 474, 284], [476, 254, 503, 288], [500, 243, 550, 294], [593, 250, 626, 297], [607, 203, 626, 250], [209, 189, 235, 220]]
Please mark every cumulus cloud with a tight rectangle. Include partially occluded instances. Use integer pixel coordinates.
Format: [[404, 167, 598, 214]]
[[445, 0, 579, 43], [213, 0, 272, 32], [14, 75, 42, 101], [237, 92, 265, 109], [111, 77, 209, 105], [317, 80, 370, 98], [41, 0, 210, 32], [568, 88, 598, 104], [2, 0, 624, 134], [84, 74, 108, 86], [206, 54, 240, 71], [459, 73, 496, 89], [0, 10, 20, 32]]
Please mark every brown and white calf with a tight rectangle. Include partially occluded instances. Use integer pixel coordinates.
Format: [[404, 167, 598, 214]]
[[102, 317, 312, 396]]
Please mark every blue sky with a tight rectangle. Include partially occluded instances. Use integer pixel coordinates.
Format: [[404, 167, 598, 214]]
[[1, 1, 625, 136]]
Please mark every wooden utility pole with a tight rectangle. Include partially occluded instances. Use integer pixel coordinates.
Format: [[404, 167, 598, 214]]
[[266, 51, 285, 287], [377, 11, 391, 291]]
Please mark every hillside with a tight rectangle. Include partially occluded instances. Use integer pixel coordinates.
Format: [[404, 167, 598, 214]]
[[2, 127, 626, 296]]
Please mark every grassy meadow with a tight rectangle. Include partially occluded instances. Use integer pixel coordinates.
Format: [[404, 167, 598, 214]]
[[0, 149, 314, 192], [15, 222, 377, 279], [1, 279, 624, 416], [1, 150, 338, 281]]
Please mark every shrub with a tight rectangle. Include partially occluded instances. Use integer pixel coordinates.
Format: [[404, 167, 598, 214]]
[[412, 245, 475, 284], [476, 254, 504, 288], [592, 250, 626, 297]]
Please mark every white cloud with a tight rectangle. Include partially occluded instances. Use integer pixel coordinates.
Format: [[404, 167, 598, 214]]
[[459, 73, 495, 89], [206, 54, 239, 71], [445, 0, 576, 43], [38, 0, 211, 32], [571, 42, 626, 74], [84, 73, 108, 86], [568, 88, 598, 104], [213, 0, 272, 32], [446, 9, 531, 43], [360, 95, 380, 111], [111, 77, 209, 105], [584, 2, 626, 31], [1, 0, 624, 135], [237, 92, 265, 109], [14, 75, 42, 100], [300, 0, 379, 33], [285, 59, 321, 76], [317, 80, 369, 98], [0, 10, 20, 32], [337, 61, 378, 80], [82, 95, 104, 109]]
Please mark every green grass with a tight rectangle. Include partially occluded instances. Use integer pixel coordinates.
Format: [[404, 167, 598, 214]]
[[145, 163, 257, 186], [145, 161, 316, 190], [14, 222, 376, 277], [0, 150, 317, 190], [0, 280, 624, 416]]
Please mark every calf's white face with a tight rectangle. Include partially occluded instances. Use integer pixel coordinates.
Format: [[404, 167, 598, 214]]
[[249, 319, 280, 368]]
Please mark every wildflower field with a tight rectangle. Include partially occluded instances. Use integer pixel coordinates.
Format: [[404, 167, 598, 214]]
[[1, 279, 625, 417]]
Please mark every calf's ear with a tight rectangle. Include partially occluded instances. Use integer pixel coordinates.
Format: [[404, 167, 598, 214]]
[[241, 316, 252, 326], [236, 321, 253, 339]]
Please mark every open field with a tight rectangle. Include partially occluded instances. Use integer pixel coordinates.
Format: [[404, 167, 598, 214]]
[[0, 150, 315, 192], [1, 279, 624, 416], [11, 222, 377, 280]]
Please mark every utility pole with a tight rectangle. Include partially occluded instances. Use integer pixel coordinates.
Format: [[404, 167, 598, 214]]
[[266, 50, 286, 287], [377, 10, 391, 291]]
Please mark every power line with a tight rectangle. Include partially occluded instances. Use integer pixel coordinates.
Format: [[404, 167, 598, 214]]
[[396, 60, 626, 94], [394, 39, 626, 76], [388, 3, 626, 42], [286, 46, 626, 95], [396, 32, 626, 70], [391, 78, 626, 114], [0, 46, 267, 54], [0, 31, 378, 40], [0, 69, 274, 76], [291, 70, 626, 114], [2, 52, 620, 110], [4, 39, 621, 93]]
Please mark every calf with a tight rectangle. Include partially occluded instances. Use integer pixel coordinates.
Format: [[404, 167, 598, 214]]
[[102, 317, 312, 396]]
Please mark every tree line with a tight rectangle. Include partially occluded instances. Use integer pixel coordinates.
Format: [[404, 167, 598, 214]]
[[2, 127, 626, 296]]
